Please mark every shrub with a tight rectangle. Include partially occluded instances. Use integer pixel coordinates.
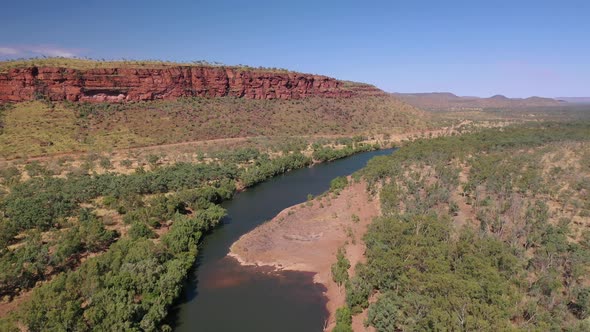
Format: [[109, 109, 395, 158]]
[[333, 306, 353, 332], [120, 159, 133, 168], [330, 176, 348, 193], [331, 248, 350, 286], [0, 166, 21, 186], [99, 157, 113, 170], [129, 222, 156, 240], [24, 161, 51, 177]]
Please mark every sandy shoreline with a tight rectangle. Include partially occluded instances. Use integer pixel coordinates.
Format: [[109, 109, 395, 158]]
[[228, 179, 379, 331]]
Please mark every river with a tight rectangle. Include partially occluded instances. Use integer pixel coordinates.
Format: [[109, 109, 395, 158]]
[[170, 148, 394, 332]]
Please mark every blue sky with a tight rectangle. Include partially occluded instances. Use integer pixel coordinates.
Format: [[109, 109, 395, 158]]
[[1, 0, 588, 97]]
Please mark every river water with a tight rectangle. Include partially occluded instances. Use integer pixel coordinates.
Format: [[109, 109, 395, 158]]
[[171, 149, 394, 332]]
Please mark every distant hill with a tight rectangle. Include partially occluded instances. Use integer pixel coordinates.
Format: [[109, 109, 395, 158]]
[[557, 97, 590, 104], [393, 92, 563, 110], [489, 94, 509, 100]]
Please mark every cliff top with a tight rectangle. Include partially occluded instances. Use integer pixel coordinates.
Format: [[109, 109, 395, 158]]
[[0, 57, 300, 73], [0, 57, 378, 89], [0, 57, 369, 84]]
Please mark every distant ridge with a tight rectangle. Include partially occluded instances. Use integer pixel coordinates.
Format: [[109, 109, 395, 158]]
[[557, 97, 590, 104], [400, 92, 460, 98], [392, 92, 562, 110]]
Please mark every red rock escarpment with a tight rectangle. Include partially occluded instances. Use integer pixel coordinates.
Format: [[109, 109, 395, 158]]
[[0, 66, 372, 102]]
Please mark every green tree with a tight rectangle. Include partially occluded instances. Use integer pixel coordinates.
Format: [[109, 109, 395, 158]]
[[331, 248, 350, 287]]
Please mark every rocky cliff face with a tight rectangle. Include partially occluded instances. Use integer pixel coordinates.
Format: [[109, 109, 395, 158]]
[[0, 66, 370, 102]]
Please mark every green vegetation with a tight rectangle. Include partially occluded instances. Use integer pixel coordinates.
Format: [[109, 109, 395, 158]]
[[330, 176, 348, 193], [331, 247, 350, 287], [2, 162, 238, 234], [239, 152, 311, 187], [359, 215, 519, 331], [333, 306, 353, 332], [15, 204, 227, 332], [0, 210, 116, 298], [312, 142, 378, 162], [0, 138, 383, 330], [344, 122, 590, 331], [0, 103, 12, 135], [0, 166, 20, 187]]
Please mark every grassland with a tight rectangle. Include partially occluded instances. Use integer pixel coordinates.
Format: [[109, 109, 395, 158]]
[[0, 57, 297, 74], [0, 102, 156, 158], [0, 96, 425, 159]]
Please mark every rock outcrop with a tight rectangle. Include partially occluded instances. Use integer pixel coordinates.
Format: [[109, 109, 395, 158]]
[[0, 66, 374, 102]]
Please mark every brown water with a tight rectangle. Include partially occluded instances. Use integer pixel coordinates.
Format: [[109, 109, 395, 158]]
[[170, 149, 394, 332]]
